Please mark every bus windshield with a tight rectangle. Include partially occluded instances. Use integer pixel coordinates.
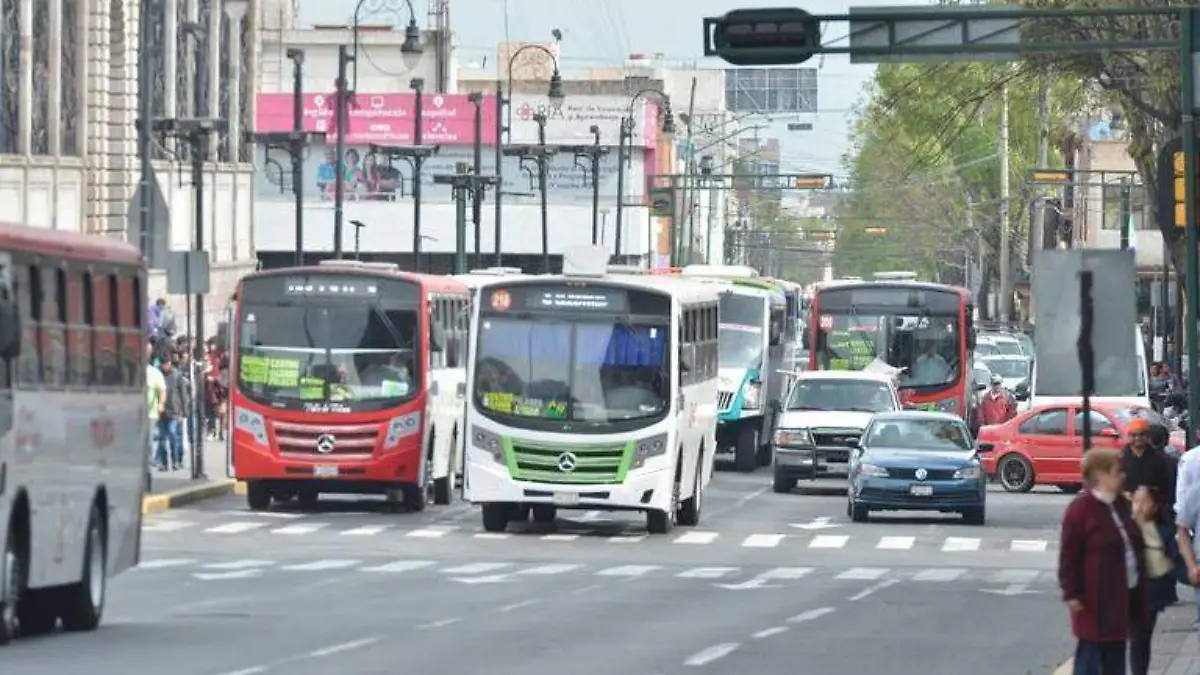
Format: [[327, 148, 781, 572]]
[[719, 293, 765, 369]]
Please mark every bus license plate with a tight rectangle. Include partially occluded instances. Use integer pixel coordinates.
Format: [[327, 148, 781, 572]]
[[910, 484, 933, 497], [313, 465, 338, 478], [552, 492, 580, 506]]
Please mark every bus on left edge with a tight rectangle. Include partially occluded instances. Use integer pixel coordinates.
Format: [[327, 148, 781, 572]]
[[0, 224, 147, 644], [229, 261, 469, 512]]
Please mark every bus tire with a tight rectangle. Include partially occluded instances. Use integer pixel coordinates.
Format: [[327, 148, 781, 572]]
[[59, 502, 106, 633], [246, 482, 271, 511], [297, 489, 320, 511], [735, 424, 758, 473], [402, 485, 426, 513], [433, 431, 456, 506], [481, 504, 510, 532], [531, 505, 556, 524], [646, 508, 674, 534], [0, 509, 27, 645], [677, 453, 703, 527]]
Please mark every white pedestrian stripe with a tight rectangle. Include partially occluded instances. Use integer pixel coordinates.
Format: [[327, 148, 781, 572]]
[[741, 534, 785, 548], [607, 535, 645, 544], [674, 531, 719, 545], [1010, 539, 1049, 553], [677, 567, 737, 579], [360, 560, 436, 573], [683, 643, 740, 667], [202, 560, 275, 570], [876, 536, 915, 550], [596, 565, 659, 577], [205, 522, 267, 534], [341, 525, 390, 536], [808, 535, 849, 549], [281, 559, 361, 571], [942, 537, 981, 552], [272, 523, 327, 535], [473, 533, 511, 540], [194, 570, 262, 581], [441, 562, 512, 575], [541, 534, 579, 542], [137, 558, 197, 569], [761, 567, 814, 580], [518, 564, 582, 575], [142, 520, 193, 532], [407, 528, 453, 539], [913, 568, 966, 582], [990, 569, 1040, 584], [835, 567, 889, 581]]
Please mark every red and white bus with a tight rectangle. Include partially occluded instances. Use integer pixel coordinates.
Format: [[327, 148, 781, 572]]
[[807, 280, 975, 418], [229, 260, 468, 512], [0, 224, 146, 644]]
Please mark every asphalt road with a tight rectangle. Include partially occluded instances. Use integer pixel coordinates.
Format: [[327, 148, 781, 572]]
[[5, 472, 1075, 675]]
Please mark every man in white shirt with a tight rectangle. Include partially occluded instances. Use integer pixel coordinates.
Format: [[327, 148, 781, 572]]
[[1175, 444, 1200, 624]]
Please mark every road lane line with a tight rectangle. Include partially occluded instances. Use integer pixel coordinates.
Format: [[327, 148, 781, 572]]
[[683, 643, 740, 666], [788, 607, 836, 623], [307, 637, 380, 658], [913, 568, 966, 582], [442, 562, 512, 574], [417, 618, 462, 629], [752, 626, 789, 639], [407, 528, 453, 538], [499, 599, 538, 612], [540, 534, 579, 541], [848, 578, 899, 601], [137, 558, 197, 569], [341, 525, 390, 536], [215, 667, 268, 675], [596, 565, 659, 577], [1010, 539, 1049, 552], [271, 523, 327, 535], [941, 537, 981, 552], [280, 560, 360, 571], [741, 533, 785, 548], [674, 531, 719, 544], [836, 567, 888, 581], [876, 536, 914, 550], [808, 535, 849, 549], [677, 567, 737, 579], [205, 522, 267, 534], [359, 560, 435, 573]]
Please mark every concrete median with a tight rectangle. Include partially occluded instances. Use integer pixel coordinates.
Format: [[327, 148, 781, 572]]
[[142, 479, 246, 515]]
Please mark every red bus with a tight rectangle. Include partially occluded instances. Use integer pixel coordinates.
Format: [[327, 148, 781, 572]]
[[807, 281, 975, 417], [229, 261, 468, 512]]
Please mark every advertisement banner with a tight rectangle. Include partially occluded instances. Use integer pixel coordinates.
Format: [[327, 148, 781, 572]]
[[255, 93, 497, 146], [507, 95, 658, 148]]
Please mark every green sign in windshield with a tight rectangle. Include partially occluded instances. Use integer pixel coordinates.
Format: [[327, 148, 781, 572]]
[[826, 330, 876, 370]]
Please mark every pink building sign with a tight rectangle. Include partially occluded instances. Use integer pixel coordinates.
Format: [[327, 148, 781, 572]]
[[255, 93, 497, 146]]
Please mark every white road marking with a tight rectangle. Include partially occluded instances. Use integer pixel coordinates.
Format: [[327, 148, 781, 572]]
[[788, 607, 836, 623], [596, 565, 659, 577], [836, 567, 888, 581], [762, 567, 814, 580], [518, 564, 582, 575], [752, 626, 789, 639], [136, 558, 197, 569], [1010, 539, 1049, 552], [307, 637, 380, 658], [540, 534, 579, 542], [193, 570, 263, 581], [417, 617, 461, 629], [220, 510, 302, 519], [498, 600, 538, 612], [205, 522, 267, 534], [407, 528, 453, 538], [808, 535, 849, 549], [741, 533, 785, 548], [442, 562, 512, 574], [359, 560, 436, 573], [876, 536, 915, 550], [683, 643, 740, 667], [202, 560, 274, 570], [607, 535, 645, 543], [674, 531, 719, 544], [991, 569, 1041, 584], [913, 568, 967, 582], [280, 559, 361, 571], [941, 537, 981, 552], [215, 667, 267, 675], [848, 578, 900, 601], [473, 533, 511, 540], [272, 523, 327, 535], [142, 520, 193, 532], [341, 525, 390, 536], [677, 567, 738, 579]]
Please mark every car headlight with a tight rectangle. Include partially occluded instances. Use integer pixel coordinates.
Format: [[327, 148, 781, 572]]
[[742, 381, 762, 409], [954, 465, 982, 480], [470, 426, 504, 461], [857, 462, 888, 478], [774, 428, 813, 447], [233, 407, 268, 446], [383, 411, 422, 449], [632, 433, 669, 469]]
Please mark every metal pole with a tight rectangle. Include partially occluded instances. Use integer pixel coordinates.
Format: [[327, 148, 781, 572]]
[[537, 116, 550, 274], [333, 45, 348, 259], [998, 80, 1012, 321], [291, 54, 305, 266], [471, 95, 483, 264], [192, 131, 207, 480], [614, 118, 627, 261], [1118, 178, 1131, 251], [454, 179, 468, 274], [1079, 270, 1095, 453], [1161, 236, 1171, 354], [137, 0, 154, 261], [411, 78, 425, 272], [1181, 7, 1200, 446], [494, 82, 505, 267], [591, 126, 601, 245]]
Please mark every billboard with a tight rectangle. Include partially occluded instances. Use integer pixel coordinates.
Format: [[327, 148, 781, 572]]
[[724, 68, 818, 113], [255, 93, 496, 146]]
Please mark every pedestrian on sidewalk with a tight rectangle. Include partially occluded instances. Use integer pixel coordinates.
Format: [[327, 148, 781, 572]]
[[1060, 448, 1148, 675], [1121, 418, 1176, 523], [145, 340, 166, 469], [1174, 443, 1200, 624], [1130, 486, 1178, 675], [157, 355, 191, 471]]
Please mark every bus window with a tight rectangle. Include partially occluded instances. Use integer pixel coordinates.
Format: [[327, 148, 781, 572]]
[[41, 267, 66, 386]]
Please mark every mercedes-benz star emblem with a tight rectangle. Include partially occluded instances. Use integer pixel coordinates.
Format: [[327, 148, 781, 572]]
[[316, 434, 336, 454], [914, 467, 927, 481], [556, 452, 578, 473]]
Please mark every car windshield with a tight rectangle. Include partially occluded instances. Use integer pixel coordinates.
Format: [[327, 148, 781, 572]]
[[982, 358, 1029, 379], [814, 312, 961, 389], [865, 418, 973, 451], [719, 293, 766, 369], [975, 342, 1000, 357], [786, 379, 896, 413], [987, 338, 1023, 356]]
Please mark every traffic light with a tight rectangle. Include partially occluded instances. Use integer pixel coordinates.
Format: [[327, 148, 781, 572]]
[[792, 174, 831, 189], [1156, 137, 1188, 229], [702, 8, 821, 66]]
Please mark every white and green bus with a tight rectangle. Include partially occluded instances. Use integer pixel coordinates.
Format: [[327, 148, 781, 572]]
[[463, 246, 720, 534], [681, 266, 794, 472]]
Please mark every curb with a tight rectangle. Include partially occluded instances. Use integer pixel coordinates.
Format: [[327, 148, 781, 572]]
[[1051, 658, 1072, 675], [142, 479, 245, 515]]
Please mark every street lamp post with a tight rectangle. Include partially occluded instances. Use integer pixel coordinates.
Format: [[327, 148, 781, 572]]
[[434, 164, 498, 274], [504, 114, 558, 274], [332, 45, 354, 259], [468, 92, 485, 264], [410, 77, 426, 272], [615, 90, 676, 263], [562, 125, 608, 245], [368, 141, 438, 269]]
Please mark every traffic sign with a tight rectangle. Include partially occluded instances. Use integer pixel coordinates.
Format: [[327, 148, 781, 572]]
[[1156, 136, 1188, 229], [1027, 168, 1073, 184], [791, 174, 831, 189]]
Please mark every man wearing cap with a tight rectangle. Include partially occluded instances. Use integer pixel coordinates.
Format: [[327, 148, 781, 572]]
[[976, 374, 1017, 428], [1122, 417, 1176, 523]]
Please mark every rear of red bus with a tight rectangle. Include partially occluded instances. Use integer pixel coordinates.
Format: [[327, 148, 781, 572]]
[[229, 268, 430, 510], [807, 282, 974, 418]]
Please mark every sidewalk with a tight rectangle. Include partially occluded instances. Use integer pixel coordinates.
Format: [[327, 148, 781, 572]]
[[1051, 597, 1198, 675], [143, 433, 240, 514]]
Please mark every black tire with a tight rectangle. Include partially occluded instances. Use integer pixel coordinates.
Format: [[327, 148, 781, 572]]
[[60, 503, 106, 632], [646, 508, 674, 534], [677, 454, 703, 527], [997, 453, 1036, 493], [0, 515, 26, 645], [481, 504, 510, 532], [246, 482, 271, 511], [962, 506, 986, 526], [734, 424, 758, 473], [297, 489, 320, 511], [18, 589, 58, 636], [433, 432, 456, 505], [403, 484, 427, 513], [772, 469, 794, 494], [531, 504, 556, 524], [850, 502, 869, 523]]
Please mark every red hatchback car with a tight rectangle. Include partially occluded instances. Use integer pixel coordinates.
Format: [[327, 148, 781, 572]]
[[978, 402, 1185, 493]]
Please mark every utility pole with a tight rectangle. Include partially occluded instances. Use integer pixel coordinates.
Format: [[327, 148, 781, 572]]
[[1030, 77, 1050, 262], [434, 163, 497, 274], [503, 116, 558, 274], [1118, 177, 1132, 251], [333, 45, 354, 259], [564, 126, 608, 245], [468, 92, 485, 264], [998, 80, 1012, 322]]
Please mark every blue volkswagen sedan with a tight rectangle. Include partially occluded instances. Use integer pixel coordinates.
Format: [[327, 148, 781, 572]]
[[847, 411, 991, 525]]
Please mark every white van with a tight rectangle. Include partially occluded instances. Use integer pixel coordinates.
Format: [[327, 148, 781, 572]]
[[1021, 326, 1149, 411]]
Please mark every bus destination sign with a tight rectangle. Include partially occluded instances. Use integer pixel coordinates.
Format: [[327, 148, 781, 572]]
[[284, 276, 379, 298], [525, 288, 626, 311]]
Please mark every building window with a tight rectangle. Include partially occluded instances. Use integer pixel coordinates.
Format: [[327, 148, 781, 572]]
[[217, 15, 232, 161], [1101, 182, 1150, 231], [148, 0, 167, 159], [238, 15, 252, 163], [0, 0, 18, 154], [60, 0, 80, 156], [30, 0, 49, 155], [176, 0, 192, 121]]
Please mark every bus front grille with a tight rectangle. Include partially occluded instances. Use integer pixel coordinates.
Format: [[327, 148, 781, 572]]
[[272, 421, 381, 457], [717, 391, 735, 412], [508, 442, 630, 484]]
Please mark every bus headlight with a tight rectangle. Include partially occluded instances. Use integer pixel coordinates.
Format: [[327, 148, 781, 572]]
[[774, 428, 813, 448], [383, 411, 422, 449], [471, 426, 504, 461], [233, 407, 268, 446], [632, 433, 669, 469], [742, 381, 762, 410]]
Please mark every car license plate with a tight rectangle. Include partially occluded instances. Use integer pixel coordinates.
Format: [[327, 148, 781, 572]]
[[313, 464, 338, 478], [552, 492, 580, 506], [910, 484, 933, 496]]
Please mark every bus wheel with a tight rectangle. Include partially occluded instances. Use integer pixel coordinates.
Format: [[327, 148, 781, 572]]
[[481, 504, 510, 532], [433, 432, 456, 505], [531, 505, 556, 524], [677, 455, 703, 527], [646, 508, 674, 534], [0, 517, 25, 645], [734, 425, 758, 473], [246, 482, 271, 511], [402, 485, 427, 513], [297, 489, 320, 511], [60, 502, 106, 632]]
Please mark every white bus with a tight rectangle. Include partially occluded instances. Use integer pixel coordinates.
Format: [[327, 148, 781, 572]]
[[0, 225, 146, 644], [464, 245, 719, 534]]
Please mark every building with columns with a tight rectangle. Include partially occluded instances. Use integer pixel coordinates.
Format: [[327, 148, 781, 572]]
[[0, 0, 261, 330]]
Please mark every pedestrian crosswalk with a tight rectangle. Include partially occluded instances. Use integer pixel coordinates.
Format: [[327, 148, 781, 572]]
[[131, 555, 1056, 587], [141, 515, 1056, 554]]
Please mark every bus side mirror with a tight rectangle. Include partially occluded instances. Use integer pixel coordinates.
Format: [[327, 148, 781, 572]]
[[769, 323, 782, 346], [0, 298, 20, 360], [679, 344, 696, 372], [430, 321, 446, 353]]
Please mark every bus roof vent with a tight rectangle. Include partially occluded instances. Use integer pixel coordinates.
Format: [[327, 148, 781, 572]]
[[358, 262, 400, 272], [561, 244, 609, 278], [607, 264, 646, 275], [681, 264, 759, 279], [467, 267, 524, 276]]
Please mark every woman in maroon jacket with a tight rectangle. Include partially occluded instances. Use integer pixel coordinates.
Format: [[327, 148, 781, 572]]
[[1059, 448, 1149, 675]]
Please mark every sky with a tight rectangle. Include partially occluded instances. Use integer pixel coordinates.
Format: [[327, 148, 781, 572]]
[[295, 0, 934, 178]]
